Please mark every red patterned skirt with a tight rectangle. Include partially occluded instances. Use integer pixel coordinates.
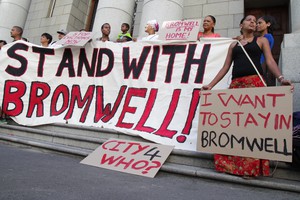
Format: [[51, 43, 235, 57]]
[[214, 75, 270, 177]]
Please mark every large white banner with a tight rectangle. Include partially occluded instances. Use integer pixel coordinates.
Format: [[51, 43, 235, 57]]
[[0, 38, 233, 151]]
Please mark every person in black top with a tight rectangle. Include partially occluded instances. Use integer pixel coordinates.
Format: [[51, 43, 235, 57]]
[[202, 15, 292, 90], [201, 15, 293, 177]]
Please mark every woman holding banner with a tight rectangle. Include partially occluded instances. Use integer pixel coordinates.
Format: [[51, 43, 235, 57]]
[[201, 15, 293, 178]]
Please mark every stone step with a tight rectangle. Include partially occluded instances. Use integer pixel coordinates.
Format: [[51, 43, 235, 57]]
[[0, 120, 300, 192], [0, 122, 214, 169], [0, 132, 299, 194]]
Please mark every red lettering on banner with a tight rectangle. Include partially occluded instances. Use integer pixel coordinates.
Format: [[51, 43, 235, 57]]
[[153, 89, 181, 139], [1, 79, 203, 143], [94, 86, 126, 123], [2, 80, 26, 116], [134, 88, 157, 133], [116, 88, 147, 129], [27, 82, 50, 117], [51, 85, 70, 116], [178, 89, 201, 143], [64, 85, 95, 122]]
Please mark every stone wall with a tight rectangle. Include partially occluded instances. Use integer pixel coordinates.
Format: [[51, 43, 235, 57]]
[[183, 0, 243, 37], [23, 0, 90, 44]]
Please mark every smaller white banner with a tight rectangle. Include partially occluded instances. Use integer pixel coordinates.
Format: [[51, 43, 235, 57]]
[[56, 31, 94, 46], [159, 19, 201, 41]]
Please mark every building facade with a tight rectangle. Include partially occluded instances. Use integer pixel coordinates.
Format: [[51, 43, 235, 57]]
[[0, 0, 299, 111]]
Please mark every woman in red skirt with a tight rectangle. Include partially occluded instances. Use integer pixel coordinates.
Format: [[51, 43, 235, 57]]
[[201, 15, 293, 177]]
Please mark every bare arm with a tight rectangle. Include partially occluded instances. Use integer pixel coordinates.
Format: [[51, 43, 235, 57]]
[[202, 42, 235, 90], [259, 37, 292, 86]]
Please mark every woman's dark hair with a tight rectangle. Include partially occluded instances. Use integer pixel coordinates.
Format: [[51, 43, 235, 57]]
[[41, 33, 53, 44], [122, 23, 130, 30], [240, 16, 247, 25], [239, 16, 247, 34], [239, 15, 256, 34], [258, 15, 276, 34], [206, 15, 216, 33], [0, 40, 7, 45], [101, 23, 110, 30]]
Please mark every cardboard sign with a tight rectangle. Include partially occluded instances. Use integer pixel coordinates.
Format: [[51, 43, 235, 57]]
[[158, 19, 201, 41], [56, 31, 94, 46], [80, 139, 174, 178], [197, 86, 293, 162]]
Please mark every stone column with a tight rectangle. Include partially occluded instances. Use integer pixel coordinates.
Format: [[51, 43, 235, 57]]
[[0, 0, 31, 42], [92, 0, 136, 41], [291, 0, 300, 33], [279, 0, 300, 112], [138, 0, 184, 37]]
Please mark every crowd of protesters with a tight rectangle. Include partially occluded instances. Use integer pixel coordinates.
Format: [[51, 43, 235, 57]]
[[0, 19, 161, 49], [0, 15, 296, 178]]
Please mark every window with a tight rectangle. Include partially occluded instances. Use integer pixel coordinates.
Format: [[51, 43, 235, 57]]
[[47, 0, 57, 18]]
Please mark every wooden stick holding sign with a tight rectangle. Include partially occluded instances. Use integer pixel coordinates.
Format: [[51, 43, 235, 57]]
[[80, 139, 174, 178], [197, 86, 293, 162]]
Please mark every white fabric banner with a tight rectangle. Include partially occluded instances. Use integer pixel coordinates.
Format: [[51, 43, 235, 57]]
[[0, 38, 233, 151]]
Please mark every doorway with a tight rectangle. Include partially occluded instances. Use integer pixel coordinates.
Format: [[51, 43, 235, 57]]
[[245, 0, 290, 86]]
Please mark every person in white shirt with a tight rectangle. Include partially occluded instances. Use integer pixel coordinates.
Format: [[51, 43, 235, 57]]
[[141, 20, 159, 41], [49, 29, 68, 48]]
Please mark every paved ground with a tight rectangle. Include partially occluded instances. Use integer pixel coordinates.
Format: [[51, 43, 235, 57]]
[[0, 141, 299, 200]]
